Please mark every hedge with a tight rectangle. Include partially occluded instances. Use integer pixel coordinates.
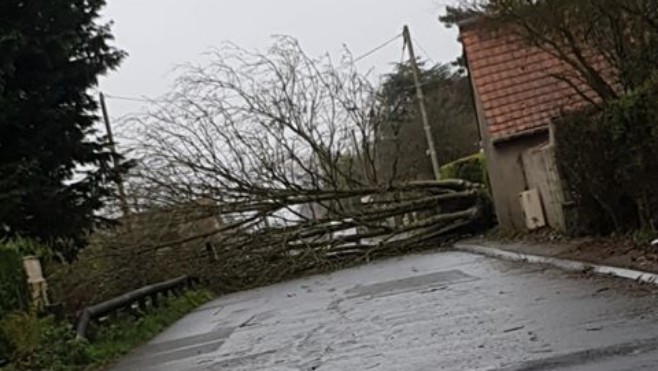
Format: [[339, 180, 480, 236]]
[[440, 152, 490, 189], [0, 244, 30, 362], [440, 152, 496, 228], [554, 82, 658, 235]]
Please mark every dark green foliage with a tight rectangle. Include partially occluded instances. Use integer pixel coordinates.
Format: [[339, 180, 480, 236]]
[[0, 290, 212, 370], [0, 248, 29, 317], [0, 0, 127, 261], [376, 61, 479, 182], [440, 152, 489, 187], [439, 5, 482, 28], [0, 313, 89, 371], [0, 246, 29, 361], [460, 0, 658, 103], [555, 83, 658, 235], [379, 62, 453, 124], [440, 152, 496, 228], [444, 0, 658, 236]]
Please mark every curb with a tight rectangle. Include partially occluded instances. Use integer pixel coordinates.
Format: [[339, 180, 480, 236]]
[[454, 242, 658, 285]]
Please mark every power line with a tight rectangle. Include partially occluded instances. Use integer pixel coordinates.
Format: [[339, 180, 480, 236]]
[[106, 33, 404, 105], [412, 36, 436, 65], [105, 93, 250, 107], [352, 33, 403, 64], [104, 94, 171, 103], [103, 81, 439, 108]]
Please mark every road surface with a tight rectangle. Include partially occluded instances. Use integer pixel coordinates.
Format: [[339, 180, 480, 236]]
[[111, 249, 658, 370]]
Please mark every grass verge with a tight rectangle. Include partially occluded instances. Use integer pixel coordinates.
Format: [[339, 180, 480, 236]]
[[1, 289, 213, 371]]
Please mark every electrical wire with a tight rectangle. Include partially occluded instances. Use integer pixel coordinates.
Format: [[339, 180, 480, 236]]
[[104, 94, 169, 103], [352, 33, 403, 64], [412, 36, 436, 65], [106, 33, 404, 104]]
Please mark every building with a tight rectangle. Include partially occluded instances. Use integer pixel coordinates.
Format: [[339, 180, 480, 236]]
[[457, 19, 600, 232]]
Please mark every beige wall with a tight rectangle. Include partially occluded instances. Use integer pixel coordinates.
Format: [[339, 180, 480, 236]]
[[468, 73, 551, 231], [485, 133, 549, 230], [464, 37, 572, 232]]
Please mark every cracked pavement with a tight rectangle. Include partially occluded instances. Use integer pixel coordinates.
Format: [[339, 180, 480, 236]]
[[110, 249, 658, 370]]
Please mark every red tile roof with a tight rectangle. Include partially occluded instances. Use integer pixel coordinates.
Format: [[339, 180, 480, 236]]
[[460, 23, 598, 139]]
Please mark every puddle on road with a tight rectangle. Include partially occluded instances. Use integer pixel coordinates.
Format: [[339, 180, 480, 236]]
[[113, 326, 235, 370], [345, 270, 478, 298]]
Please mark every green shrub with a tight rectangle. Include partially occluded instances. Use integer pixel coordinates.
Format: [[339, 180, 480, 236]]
[[0, 244, 31, 362], [0, 289, 213, 370], [555, 82, 658, 235], [1, 238, 54, 261], [0, 249, 29, 317], [0, 312, 88, 371], [440, 152, 490, 188], [440, 152, 496, 228], [0, 312, 40, 360]]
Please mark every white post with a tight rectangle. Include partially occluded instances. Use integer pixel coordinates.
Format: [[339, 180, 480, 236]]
[[22, 256, 49, 309]]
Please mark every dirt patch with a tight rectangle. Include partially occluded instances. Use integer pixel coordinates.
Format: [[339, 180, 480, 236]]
[[557, 238, 658, 273], [482, 228, 658, 274], [484, 227, 571, 245]]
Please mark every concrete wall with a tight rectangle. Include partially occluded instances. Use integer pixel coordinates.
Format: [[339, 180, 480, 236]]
[[486, 133, 549, 231], [468, 74, 551, 231]]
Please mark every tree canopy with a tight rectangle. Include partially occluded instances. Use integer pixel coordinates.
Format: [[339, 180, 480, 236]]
[[374, 60, 479, 183], [0, 0, 126, 260], [440, 1, 658, 233], [442, 0, 658, 103]]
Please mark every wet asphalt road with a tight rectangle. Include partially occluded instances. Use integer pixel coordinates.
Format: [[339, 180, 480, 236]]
[[110, 249, 658, 370]]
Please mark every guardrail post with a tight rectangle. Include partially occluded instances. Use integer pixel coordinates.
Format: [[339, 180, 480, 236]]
[[138, 297, 147, 312], [74, 276, 195, 340], [76, 309, 92, 340], [150, 292, 159, 307]]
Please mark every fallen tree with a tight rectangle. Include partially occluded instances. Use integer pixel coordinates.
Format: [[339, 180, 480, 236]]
[[71, 37, 490, 300], [90, 181, 488, 295]]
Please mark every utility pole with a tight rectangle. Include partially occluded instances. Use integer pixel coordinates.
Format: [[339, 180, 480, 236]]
[[99, 92, 131, 220], [402, 25, 442, 181]]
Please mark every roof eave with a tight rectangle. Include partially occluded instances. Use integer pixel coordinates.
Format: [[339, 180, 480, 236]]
[[457, 16, 480, 29]]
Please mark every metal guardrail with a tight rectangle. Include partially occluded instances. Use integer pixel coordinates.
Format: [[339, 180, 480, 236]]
[[75, 275, 199, 340]]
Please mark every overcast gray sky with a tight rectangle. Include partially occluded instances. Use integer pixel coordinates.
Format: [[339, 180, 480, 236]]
[[99, 0, 462, 120]]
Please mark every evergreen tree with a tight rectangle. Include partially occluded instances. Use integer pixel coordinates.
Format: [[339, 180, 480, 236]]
[[375, 60, 479, 182], [0, 0, 126, 260]]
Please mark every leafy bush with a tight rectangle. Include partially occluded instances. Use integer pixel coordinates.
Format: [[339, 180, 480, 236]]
[[555, 82, 658, 235], [46, 242, 125, 319], [0, 312, 88, 371], [440, 152, 496, 228], [0, 289, 213, 370], [0, 244, 30, 362], [2, 237, 56, 261], [440, 152, 490, 188], [0, 248, 29, 317]]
